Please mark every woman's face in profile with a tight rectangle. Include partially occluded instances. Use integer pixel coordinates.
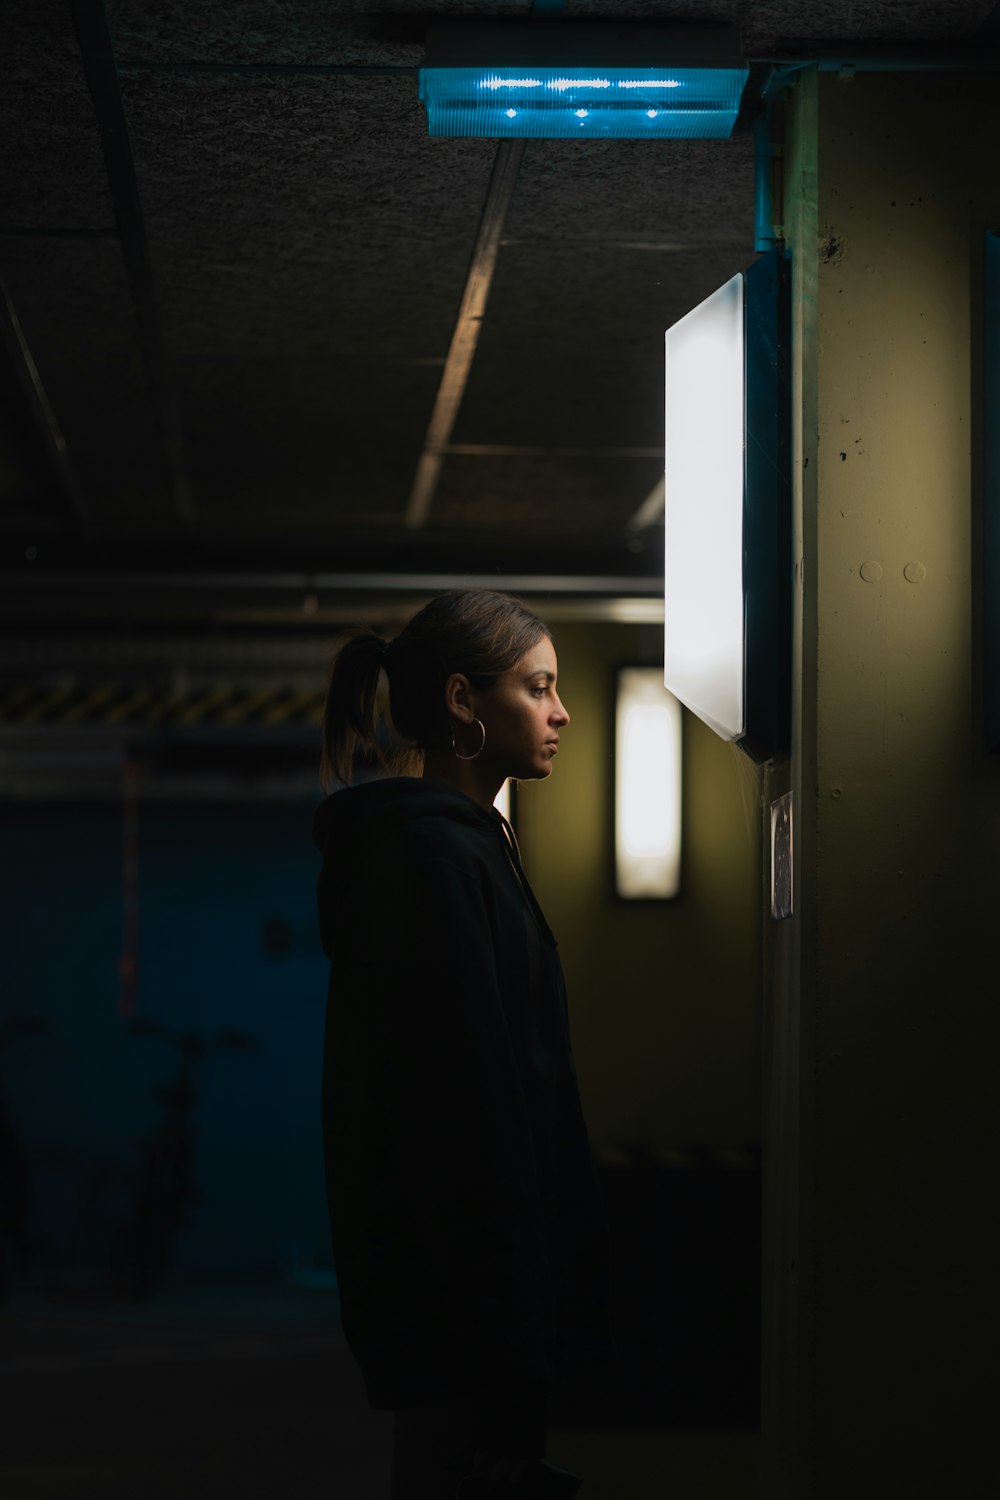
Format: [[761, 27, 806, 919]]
[[478, 636, 570, 783]]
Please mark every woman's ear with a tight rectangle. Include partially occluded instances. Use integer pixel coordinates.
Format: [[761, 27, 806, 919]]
[[443, 672, 475, 724]]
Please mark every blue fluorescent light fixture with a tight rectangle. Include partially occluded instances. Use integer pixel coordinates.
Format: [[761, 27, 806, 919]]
[[420, 22, 748, 140], [421, 67, 746, 140]]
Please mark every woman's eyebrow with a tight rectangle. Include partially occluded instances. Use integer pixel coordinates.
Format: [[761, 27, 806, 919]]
[[525, 669, 557, 682]]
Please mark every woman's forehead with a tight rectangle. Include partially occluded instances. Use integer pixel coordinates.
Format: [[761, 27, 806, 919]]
[[514, 639, 558, 677]]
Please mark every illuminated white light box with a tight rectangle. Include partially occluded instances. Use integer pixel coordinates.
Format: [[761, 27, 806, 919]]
[[419, 21, 748, 140], [615, 667, 682, 900], [663, 248, 791, 759]]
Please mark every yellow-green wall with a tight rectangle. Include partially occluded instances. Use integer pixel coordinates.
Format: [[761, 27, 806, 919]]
[[515, 619, 763, 1149], [769, 70, 1000, 1496]]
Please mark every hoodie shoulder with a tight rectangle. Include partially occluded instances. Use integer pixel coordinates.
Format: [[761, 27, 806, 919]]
[[313, 777, 494, 864]]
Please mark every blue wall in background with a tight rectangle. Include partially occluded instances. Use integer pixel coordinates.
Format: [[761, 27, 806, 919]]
[[1, 797, 333, 1285]]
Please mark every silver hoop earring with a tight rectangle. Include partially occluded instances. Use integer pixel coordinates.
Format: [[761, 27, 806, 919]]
[[451, 717, 486, 761]]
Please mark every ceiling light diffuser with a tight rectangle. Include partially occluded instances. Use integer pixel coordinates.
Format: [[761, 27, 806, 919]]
[[419, 21, 748, 140]]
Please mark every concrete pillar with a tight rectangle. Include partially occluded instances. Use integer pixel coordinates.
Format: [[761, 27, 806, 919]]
[[765, 69, 1000, 1497]]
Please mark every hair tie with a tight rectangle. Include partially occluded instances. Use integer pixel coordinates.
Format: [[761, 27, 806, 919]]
[[376, 636, 391, 666]]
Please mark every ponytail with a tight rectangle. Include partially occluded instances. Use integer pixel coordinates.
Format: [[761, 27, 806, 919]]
[[320, 631, 397, 792]]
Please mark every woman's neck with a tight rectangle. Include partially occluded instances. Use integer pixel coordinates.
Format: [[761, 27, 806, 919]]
[[422, 747, 503, 813]]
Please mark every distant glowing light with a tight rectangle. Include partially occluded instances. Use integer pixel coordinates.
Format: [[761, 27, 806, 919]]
[[548, 77, 611, 91], [575, 109, 589, 118], [505, 108, 517, 117], [646, 109, 659, 118], [615, 668, 683, 899], [617, 78, 683, 89], [480, 76, 543, 89]]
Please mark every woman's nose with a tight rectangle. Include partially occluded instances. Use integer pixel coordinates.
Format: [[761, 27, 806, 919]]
[[553, 697, 569, 726]]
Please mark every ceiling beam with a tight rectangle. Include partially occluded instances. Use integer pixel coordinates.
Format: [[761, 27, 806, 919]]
[[627, 474, 666, 533], [0, 566, 663, 637], [116, 62, 418, 78], [0, 276, 92, 525], [71, 0, 195, 522], [405, 142, 525, 528], [0, 569, 661, 599], [442, 444, 663, 459]]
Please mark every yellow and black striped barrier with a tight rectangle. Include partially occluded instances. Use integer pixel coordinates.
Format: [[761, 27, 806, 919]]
[[0, 683, 326, 729]]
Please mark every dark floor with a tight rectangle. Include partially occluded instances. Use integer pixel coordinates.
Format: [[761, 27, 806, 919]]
[[0, 1149, 761, 1497], [0, 1282, 758, 1500]]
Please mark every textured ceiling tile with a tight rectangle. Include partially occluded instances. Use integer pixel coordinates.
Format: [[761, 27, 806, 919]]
[[0, 238, 171, 519], [120, 72, 421, 237], [121, 74, 496, 363], [108, 1, 1000, 65], [147, 230, 475, 361], [121, 74, 495, 240], [1, 2, 114, 233], [453, 246, 754, 448], [565, 1, 998, 51], [505, 135, 754, 248], [431, 452, 662, 533], [107, 0, 531, 67], [177, 355, 437, 522]]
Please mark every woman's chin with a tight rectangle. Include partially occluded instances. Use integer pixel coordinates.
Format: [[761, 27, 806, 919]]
[[508, 765, 548, 783]]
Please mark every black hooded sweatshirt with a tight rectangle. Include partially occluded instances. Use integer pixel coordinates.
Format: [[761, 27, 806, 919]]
[[313, 776, 612, 1422]]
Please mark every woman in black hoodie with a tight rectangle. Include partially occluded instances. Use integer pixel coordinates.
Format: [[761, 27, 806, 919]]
[[314, 590, 612, 1498]]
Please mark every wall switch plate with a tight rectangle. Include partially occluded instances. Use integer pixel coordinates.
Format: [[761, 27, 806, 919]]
[[770, 790, 793, 920]]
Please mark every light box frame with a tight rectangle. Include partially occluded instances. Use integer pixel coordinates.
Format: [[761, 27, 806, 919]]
[[984, 230, 1000, 752]]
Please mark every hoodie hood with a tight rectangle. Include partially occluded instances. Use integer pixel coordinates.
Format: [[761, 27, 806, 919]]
[[312, 776, 507, 961], [313, 774, 555, 955]]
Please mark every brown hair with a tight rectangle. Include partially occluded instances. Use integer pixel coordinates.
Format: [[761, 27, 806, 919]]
[[320, 590, 551, 791]]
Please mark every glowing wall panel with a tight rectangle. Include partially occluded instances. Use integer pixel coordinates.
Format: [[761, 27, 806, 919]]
[[663, 250, 790, 759], [664, 274, 746, 741]]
